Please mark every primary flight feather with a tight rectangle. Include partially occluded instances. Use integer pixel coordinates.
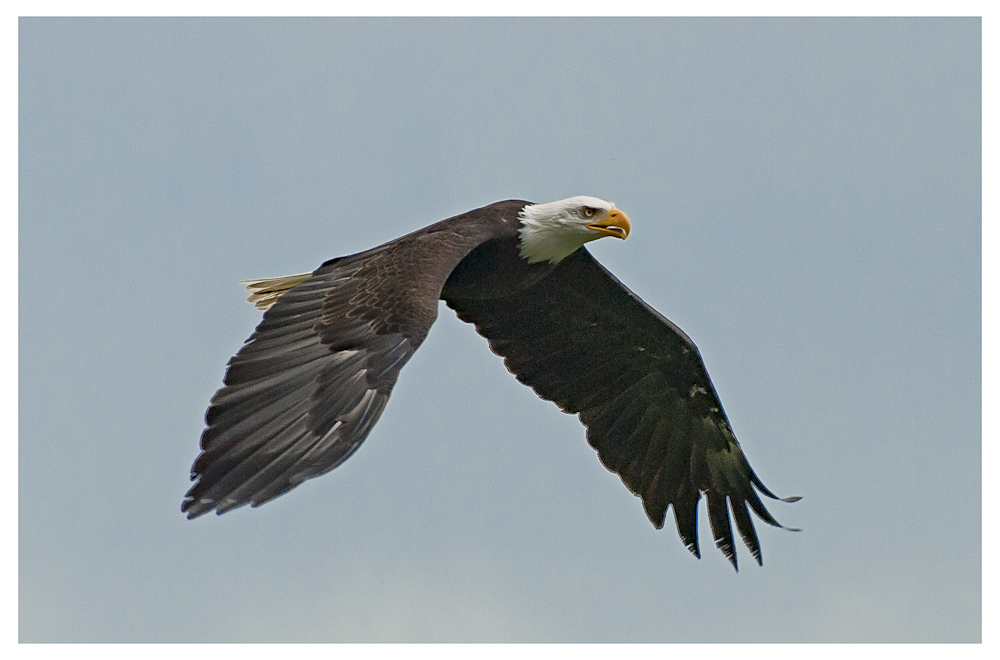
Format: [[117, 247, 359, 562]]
[[184, 196, 798, 570]]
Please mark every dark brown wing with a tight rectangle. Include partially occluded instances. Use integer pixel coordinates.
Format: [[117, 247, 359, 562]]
[[443, 247, 797, 570], [183, 201, 527, 518]]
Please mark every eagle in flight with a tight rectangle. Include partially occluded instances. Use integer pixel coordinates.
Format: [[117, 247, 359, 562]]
[[183, 196, 798, 570]]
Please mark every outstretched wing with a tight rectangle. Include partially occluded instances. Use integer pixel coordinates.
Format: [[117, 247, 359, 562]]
[[443, 248, 797, 570], [183, 215, 510, 518]]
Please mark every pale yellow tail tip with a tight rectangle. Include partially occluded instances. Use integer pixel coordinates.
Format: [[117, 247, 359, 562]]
[[240, 272, 313, 310]]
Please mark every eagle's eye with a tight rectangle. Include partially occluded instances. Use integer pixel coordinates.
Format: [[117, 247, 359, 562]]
[[582, 207, 597, 219]]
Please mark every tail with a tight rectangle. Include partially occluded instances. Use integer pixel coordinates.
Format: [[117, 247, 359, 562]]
[[240, 272, 313, 310]]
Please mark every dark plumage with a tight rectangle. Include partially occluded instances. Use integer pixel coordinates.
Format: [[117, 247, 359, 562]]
[[184, 197, 797, 570]]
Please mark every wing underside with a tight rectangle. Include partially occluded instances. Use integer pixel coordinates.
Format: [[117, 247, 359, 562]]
[[444, 247, 797, 569]]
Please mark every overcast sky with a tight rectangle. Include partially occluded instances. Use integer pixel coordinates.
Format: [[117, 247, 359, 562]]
[[19, 18, 980, 642]]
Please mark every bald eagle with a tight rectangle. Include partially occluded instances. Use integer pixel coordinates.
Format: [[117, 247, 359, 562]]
[[183, 196, 798, 570]]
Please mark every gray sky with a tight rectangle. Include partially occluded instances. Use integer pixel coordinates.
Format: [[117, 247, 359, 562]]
[[19, 18, 980, 642]]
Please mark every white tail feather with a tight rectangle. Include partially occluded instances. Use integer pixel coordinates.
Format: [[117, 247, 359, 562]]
[[240, 272, 313, 310]]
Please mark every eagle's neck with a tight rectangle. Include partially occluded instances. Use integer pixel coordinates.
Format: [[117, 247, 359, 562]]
[[517, 202, 592, 265]]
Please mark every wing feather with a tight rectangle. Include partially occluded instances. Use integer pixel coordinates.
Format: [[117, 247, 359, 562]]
[[707, 491, 738, 570]]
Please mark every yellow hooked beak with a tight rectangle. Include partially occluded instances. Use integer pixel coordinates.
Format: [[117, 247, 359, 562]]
[[586, 208, 631, 240]]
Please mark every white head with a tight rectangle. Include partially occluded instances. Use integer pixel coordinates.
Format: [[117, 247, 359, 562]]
[[517, 196, 631, 264]]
